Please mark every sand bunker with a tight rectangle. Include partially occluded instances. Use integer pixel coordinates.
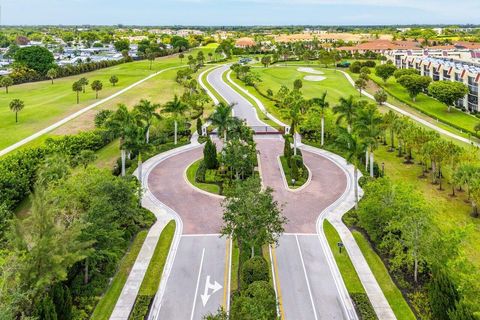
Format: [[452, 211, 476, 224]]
[[297, 67, 324, 75], [304, 75, 326, 82]]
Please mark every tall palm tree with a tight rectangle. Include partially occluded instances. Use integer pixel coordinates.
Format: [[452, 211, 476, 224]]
[[209, 102, 234, 142], [383, 110, 399, 152], [163, 95, 189, 145], [310, 91, 329, 146], [134, 99, 161, 144], [9, 99, 25, 123], [123, 125, 152, 202], [354, 104, 383, 177], [333, 95, 358, 133], [105, 104, 135, 176], [336, 127, 365, 209], [288, 106, 302, 155]]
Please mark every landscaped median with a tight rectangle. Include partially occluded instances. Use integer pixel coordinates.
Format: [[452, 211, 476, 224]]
[[323, 220, 378, 319], [186, 158, 223, 195], [129, 220, 176, 319]]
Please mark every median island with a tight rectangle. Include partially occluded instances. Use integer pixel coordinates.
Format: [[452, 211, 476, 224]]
[[279, 136, 309, 189]]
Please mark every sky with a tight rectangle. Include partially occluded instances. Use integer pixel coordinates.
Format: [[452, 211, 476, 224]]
[[2, 0, 480, 26]]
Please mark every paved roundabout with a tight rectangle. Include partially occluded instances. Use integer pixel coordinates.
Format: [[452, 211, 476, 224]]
[[137, 64, 395, 320]]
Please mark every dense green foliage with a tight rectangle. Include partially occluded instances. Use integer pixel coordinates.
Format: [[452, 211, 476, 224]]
[[240, 256, 269, 289], [203, 137, 219, 169], [14, 46, 54, 75]]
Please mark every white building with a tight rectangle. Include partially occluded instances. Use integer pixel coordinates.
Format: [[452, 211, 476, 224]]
[[386, 49, 480, 112]]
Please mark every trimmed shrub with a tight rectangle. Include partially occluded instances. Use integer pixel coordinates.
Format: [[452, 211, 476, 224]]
[[203, 138, 218, 169], [362, 60, 376, 68], [240, 256, 269, 288], [129, 295, 153, 320], [349, 61, 362, 73], [196, 160, 207, 183], [351, 293, 377, 320], [230, 281, 277, 320]]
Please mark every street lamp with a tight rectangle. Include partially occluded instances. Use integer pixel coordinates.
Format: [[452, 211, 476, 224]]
[[382, 162, 385, 176], [291, 178, 296, 187]]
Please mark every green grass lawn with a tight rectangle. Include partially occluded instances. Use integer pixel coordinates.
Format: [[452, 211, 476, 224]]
[[224, 71, 280, 129], [323, 220, 365, 294], [138, 220, 176, 296], [367, 71, 480, 136], [374, 142, 480, 267], [91, 230, 149, 320], [279, 155, 308, 188], [352, 230, 417, 320], [0, 46, 217, 151], [254, 66, 360, 106], [185, 158, 221, 195], [231, 240, 240, 293]]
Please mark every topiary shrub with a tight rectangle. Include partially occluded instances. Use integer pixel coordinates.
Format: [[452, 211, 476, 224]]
[[203, 138, 218, 169], [196, 160, 207, 183], [240, 256, 269, 289], [349, 61, 362, 73]]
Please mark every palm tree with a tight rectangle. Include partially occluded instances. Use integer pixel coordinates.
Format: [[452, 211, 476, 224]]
[[90, 80, 103, 99], [105, 104, 135, 176], [310, 91, 329, 146], [383, 110, 399, 151], [288, 106, 302, 155], [123, 124, 152, 202], [209, 102, 234, 142], [355, 104, 383, 177], [336, 127, 365, 209], [333, 95, 358, 133], [134, 99, 161, 143], [47, 68, 57, 85], [9, 99, 25, 123], [72, 81, 83, 104], [163, 95, 189, 145]]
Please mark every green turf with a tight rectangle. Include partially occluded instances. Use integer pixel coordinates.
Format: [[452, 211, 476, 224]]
[[91, 230, 149, 320], [254, 66, 360, 106], [352, 230, 416, 320], [224, 71, 280, 129], [374, 140, 480, 267], [231, 240, 240, 292], [0, 46, 217, 151], [92, 139, 120, 169], [367, 71, 480, 136], [323, 220, 365, 294], [185, 158, 221, 195], [138, 220, 176, 296], [279, 155, 308, 188]]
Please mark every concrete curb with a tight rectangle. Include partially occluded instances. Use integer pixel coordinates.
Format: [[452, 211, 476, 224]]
[[276, 155, 312, 193], [182, 156, 225, 200], [303, 144, 397, 320]]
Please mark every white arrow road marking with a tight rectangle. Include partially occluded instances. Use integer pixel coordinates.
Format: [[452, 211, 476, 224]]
[[201, 275, 223, 307], [190, 248, 206, 320]]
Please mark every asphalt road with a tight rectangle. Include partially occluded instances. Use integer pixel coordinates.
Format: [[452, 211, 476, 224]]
[[207, 66, 352, 319], [152, 235, 228, 320], [147, 145, 229, 319]]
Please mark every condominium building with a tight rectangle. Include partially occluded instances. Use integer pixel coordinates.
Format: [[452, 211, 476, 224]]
[[385, 49, 480, 112]]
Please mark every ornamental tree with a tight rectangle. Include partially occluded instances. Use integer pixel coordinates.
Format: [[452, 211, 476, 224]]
[[375, 64, 397, 83], [221, 177, 287, 258], [397, 74, 431, 101], [428, 81, 469, 112]]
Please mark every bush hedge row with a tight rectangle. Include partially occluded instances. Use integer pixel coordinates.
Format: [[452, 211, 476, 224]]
[[0, 129, 114, 211], [351, 293, 378, 320]]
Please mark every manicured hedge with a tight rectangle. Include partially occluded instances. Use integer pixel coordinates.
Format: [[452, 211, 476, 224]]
[[0, 129, 114, 211], [240, 256, 269, 289], [129, 295, 153, 320], [351, 293, 378, 320]]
